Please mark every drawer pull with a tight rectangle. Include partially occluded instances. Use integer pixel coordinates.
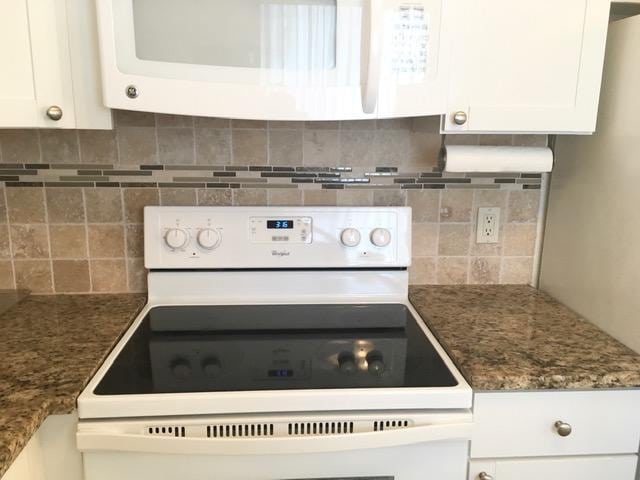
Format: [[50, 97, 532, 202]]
[[478, 473, 494, 480], [554, 420, 572, 437]]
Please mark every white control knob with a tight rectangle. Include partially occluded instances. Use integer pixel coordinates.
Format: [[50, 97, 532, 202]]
[[197, 228, 221, 250], [164, 228, 188, 250], [370, 228, 391, 247], [340, 228, 361, 247]]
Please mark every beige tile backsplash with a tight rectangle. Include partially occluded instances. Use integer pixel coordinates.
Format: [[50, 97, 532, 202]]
[[0, 112, 544, 293]]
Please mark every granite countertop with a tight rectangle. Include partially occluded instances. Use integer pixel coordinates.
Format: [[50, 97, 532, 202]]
[[0, 290, 29, 316], [0, 294, 146, 478], [409, 285, 640, 391]]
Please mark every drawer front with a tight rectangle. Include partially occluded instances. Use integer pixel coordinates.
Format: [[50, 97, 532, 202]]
[[472, 390, 640, 458], [468, 455, 638, 480]]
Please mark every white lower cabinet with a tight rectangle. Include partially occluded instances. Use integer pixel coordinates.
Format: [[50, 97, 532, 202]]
[[2, 414, 82, 480], [469, 455, 638, 480], [469, 390, 640, 480]]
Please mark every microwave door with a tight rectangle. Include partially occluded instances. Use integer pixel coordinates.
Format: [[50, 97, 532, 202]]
[[376, 0, 450, 118], [97, 0, 378, 120]]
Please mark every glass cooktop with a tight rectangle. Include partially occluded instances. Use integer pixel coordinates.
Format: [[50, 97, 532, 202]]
[[94, 304, 457, 395]]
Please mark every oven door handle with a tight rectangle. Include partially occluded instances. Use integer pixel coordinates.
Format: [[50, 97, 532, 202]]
[[77, 422, 472, 455]]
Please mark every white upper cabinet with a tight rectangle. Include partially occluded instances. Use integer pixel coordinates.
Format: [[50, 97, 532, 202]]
[[95, 0, 450, 121], [443, 0, 611, 134], [0, 0, 76, 128], [0, 0, 111, 129]]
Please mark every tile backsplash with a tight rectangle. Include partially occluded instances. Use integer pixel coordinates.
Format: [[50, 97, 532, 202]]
[[0, 112, 544, 293]]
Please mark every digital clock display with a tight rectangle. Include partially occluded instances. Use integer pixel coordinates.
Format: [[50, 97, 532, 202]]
[[268, 369, 294, 378], [267, 220, 294, 229]]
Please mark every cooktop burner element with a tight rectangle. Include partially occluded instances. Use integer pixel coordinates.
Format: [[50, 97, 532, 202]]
[[95, 304, 457, 395]]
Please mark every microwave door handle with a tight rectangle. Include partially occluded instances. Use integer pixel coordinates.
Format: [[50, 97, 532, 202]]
[[360, 0, 384, 114], [77, 422, 472, 456]]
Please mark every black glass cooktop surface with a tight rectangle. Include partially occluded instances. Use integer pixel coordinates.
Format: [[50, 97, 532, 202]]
[[94, 304, 458, 395]]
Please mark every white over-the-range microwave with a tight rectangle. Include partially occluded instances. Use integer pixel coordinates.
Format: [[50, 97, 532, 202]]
[[95, 0, 454, 120]]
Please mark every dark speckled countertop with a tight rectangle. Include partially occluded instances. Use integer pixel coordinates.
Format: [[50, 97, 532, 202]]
[[0, 294, 145, 478], [409, 285, 640, 391]]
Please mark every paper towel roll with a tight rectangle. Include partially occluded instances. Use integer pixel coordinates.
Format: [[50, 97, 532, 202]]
[[443, 145, 553, 173]]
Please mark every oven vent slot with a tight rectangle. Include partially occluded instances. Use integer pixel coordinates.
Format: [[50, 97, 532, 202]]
[[207, 423, 275, 438], [373, 420, 410, 431], [287, 421, 355, 436], [146, 426, 186, 437]]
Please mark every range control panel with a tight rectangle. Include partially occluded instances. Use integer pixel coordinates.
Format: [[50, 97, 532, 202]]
[[144, 206, 411, 270]]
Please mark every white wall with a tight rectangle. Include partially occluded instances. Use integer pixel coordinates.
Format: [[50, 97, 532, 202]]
[[540, 15, 640, 354]]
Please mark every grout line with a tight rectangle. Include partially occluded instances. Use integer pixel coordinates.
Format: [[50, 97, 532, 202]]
[[266, 126, 271, 166], [229, 126, 235, 166], [82, 188, 93, 292], [191, 116, 196, 165], [41, 187, 55, 293], [114, 123, 122, 165], [3, 187, 17, 290], [153, 113, 160, 165], [120, 187, 130, 292], [434, 189, 442, 283], [75, 130, 82, 163], [36, 129, 43, 164]]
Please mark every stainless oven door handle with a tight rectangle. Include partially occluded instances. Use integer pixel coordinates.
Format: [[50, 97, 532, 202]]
[[78, 422, 472, 455]]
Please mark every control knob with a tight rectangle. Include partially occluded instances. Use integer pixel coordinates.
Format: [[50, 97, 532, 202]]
[[202, 357, 222, 378], [338, 352, 357, 375], [340, 228, 361, 247], [366, 351, 385, 376], [197, 228, 221, 250], [164, 228, 188, 250], [170, 358, 192, 379], [370, 228, 391, 247]]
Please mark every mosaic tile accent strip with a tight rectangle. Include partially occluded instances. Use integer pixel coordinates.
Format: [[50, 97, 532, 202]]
[[0, 163, 543, 190]]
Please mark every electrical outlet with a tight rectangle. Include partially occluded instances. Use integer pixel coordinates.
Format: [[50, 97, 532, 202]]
[[476, 207, 500, 244]]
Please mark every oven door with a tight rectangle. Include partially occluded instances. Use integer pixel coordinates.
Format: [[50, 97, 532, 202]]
[[95, 0, 449, 120], [78, 412, 471, 480]]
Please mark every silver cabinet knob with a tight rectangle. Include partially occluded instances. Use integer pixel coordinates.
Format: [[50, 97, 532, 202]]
[[555, 420, 572, 437], [452, 111, 468, 125], [478, 473, 494, 480], [46, 105, 63, 121]]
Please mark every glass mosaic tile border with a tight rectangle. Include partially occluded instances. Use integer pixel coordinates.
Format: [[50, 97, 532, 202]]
[[0, 163, 542, 190]]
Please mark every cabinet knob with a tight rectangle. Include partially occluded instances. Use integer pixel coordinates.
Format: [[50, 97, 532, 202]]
[[46, 105, 63, 121], [452, 111, 468, 125], [554, 420, 572, 437], [478, 473, 494, 480]]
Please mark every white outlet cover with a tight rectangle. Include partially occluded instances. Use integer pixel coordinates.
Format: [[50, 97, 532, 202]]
[[476, 207, 500, 244]]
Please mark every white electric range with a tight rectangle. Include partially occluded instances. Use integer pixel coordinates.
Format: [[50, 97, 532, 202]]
[[77, 206, 472, 480]]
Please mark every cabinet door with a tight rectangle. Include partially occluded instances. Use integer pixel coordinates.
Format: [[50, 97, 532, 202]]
[[469, 455, 638, 480], [444, 0, 610, 134], [0, 0, 76, 128]]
